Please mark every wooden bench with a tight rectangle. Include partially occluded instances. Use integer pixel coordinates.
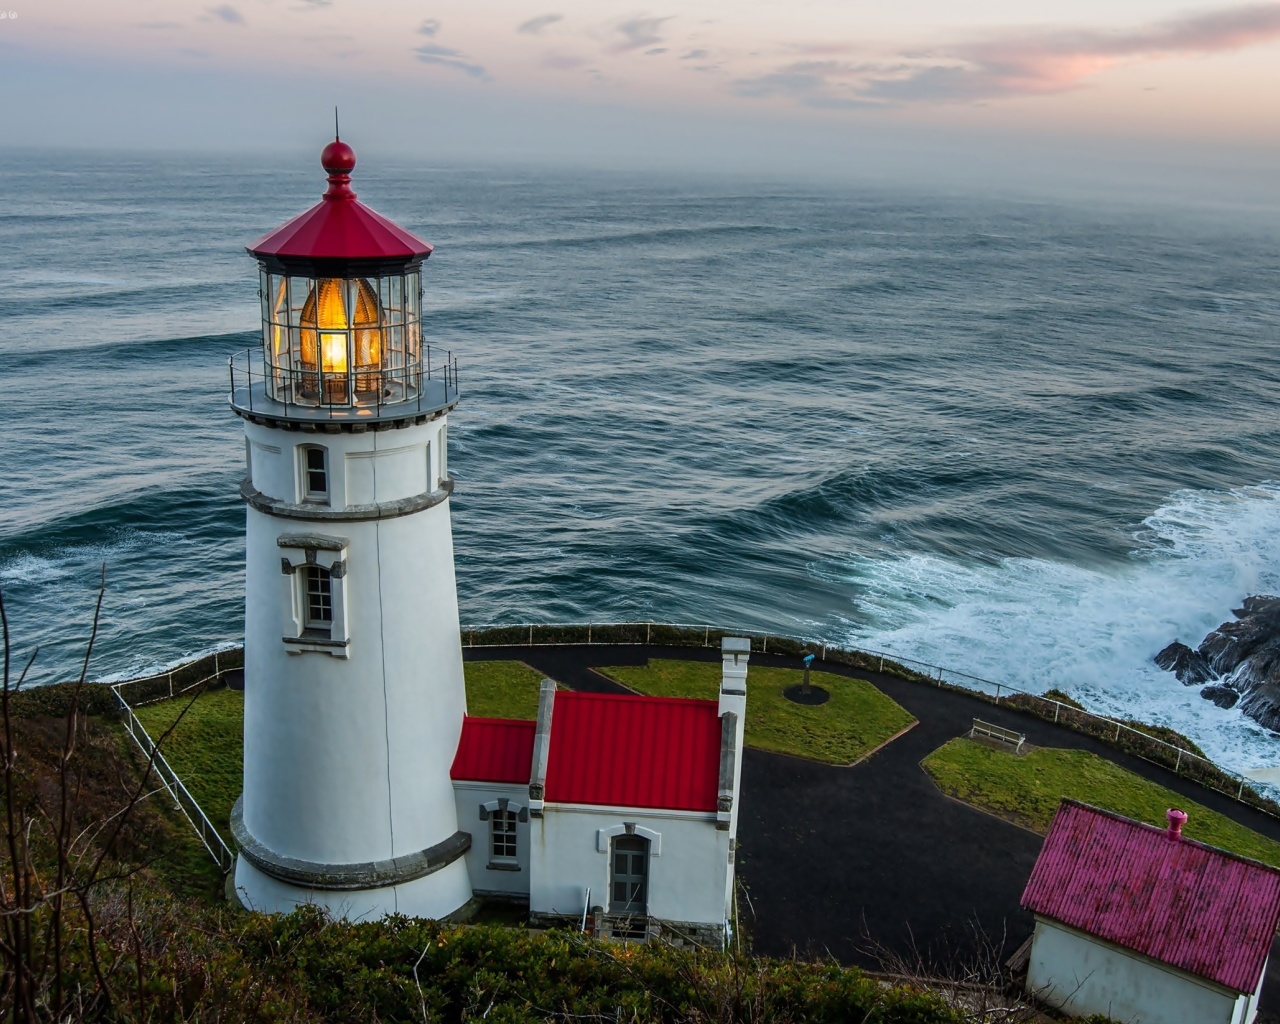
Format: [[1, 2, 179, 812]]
[[970, 718, 1025, 753]]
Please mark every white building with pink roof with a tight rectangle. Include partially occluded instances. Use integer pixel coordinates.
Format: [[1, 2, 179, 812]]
[[1021, 800, 1280, 1024]]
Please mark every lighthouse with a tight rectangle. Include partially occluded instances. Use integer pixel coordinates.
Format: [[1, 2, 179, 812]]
[[228, 138, 473, 920]]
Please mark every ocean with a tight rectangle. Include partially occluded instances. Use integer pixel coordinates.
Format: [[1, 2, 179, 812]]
[[3, 146, 1280, 779]]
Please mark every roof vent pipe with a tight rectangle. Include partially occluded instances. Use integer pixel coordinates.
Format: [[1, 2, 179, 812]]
[[1166, 807, 1188, 840]]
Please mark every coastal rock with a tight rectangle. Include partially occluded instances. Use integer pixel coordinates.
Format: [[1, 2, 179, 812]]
[[1155, 596, 1280, 730], [1153, 641, 1215, 685], [1200, 684, 1239, 710]]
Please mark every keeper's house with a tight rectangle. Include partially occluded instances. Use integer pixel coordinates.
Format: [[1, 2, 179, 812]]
[[449, 638, 749, 946], [1021, 800, 1280, 1024]]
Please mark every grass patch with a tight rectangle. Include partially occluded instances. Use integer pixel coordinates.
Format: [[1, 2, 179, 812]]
[[923, 737, 1280, 868], [599, 660, 915, 765], [465, 660, 547, 719], [134, 687, 244, 847]]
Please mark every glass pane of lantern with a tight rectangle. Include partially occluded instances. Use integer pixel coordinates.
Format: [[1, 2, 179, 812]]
[[386, 275, 403, 325], [288, 277, 314, 327]]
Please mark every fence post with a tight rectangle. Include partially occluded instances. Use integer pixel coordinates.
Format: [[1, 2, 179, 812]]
[[1238, 778, 1246, 800], [704, 627, 709, 647], [821, 645, 826, 661], [1114, 722, 1121, 741], [995, 684, 1001, 702], [588, 625, 592, 644], [529, 624, 534, 645], [878, 656, 883, 673], [647, 623, 651, 644], [1175, 749, 1182, 774], [763, 636, 768, 654], [168, 671, 174, 698], [1054, 702, 1060, 723]]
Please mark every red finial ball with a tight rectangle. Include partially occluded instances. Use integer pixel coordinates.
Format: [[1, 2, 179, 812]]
[[321, 140, 356, 174]]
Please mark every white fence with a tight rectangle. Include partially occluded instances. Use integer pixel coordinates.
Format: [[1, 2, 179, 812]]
[[111, 686, 236, 874]]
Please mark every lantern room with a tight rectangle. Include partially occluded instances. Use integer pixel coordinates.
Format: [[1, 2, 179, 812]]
[[232, 138, 455, 421]]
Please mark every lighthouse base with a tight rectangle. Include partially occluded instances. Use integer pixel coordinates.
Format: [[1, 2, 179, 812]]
[[232, 855, 473, 921]]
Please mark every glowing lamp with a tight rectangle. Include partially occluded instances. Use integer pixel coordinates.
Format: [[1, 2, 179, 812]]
[[247, 136, 433, 410]]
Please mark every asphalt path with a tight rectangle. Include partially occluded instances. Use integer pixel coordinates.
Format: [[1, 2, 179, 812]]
[[464, 643, 1280, 1011]]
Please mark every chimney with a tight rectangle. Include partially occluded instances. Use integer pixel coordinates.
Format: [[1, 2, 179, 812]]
[[1166, 807, 1188, 840]]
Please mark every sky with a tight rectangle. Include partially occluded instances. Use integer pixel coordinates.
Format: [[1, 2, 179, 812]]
[[4, 1, 1280, 197]]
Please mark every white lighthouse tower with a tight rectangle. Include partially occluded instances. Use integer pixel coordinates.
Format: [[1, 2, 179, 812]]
[[228, 137, 473, 920]]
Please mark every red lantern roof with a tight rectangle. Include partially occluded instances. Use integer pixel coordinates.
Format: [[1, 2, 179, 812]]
[[247, 139, 433, 264]]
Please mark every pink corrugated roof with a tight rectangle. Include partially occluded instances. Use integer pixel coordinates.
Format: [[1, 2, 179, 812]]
[[544, 691, 721, 812], [450, 717, 535, 785], [1021, 800, 1280, 993]]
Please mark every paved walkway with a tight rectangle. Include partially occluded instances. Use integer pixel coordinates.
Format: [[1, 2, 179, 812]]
[[465, 643, 1280, 1009]]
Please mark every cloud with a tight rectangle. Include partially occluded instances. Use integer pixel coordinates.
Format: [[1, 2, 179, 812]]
[[644, 47, 666, 56], [519, 14, 562, 34], [295, 0, 332, 7], [206, 5, 244, 25], [733, 61, 877, 108], [414, 43, 489, 79], [737, 3, 1280, 109], [871, 2, 1280, 103], [611, 15, 671, 52], [418, 18, 441, 36], [680, 49, 708, 60], [544, 53, 586, 70]]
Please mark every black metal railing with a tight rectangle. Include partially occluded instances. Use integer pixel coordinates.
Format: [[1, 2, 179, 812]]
[[229, 347, 458, 421]]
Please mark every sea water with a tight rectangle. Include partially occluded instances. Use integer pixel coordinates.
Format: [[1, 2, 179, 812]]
[[3, 148, 1280, 778]]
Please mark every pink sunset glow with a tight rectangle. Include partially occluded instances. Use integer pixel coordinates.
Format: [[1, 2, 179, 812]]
[[4, 0, 1279, 189]]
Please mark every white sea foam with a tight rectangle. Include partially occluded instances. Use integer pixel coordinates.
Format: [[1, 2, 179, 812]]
[[0, 552, 72, 586], [836, 483, 1280, 777]]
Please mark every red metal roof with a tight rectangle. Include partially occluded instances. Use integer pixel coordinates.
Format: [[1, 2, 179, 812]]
[[248, 141, 433, 262], [1021, 800, 1280, 992], [544, 691, 721, 812], [450, 717, 536, 785]]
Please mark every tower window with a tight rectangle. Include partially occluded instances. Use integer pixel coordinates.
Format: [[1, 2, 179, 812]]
[[304, 566, 333, 636], [490, 810, 518, 862], [301, 445, 329, 502]]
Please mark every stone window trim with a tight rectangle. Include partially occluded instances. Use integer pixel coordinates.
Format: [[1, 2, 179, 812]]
[[478, 797, 529, 823], [596, 822, 661, 857], [278, 535, 349, 657]]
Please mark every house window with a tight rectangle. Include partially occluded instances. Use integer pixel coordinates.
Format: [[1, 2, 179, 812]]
[[303, 565, 333, 637], [610, 835, 649, 915], [490, 810, 518, 862], [301, 445, 329, 503]]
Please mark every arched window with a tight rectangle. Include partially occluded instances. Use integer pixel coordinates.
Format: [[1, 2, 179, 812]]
[[300, 445, 329, 503]]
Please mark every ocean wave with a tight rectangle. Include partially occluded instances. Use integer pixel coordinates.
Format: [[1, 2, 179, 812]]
[[831, 483, 1280, 776]]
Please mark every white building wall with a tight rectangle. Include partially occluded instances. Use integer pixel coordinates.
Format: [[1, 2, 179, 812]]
[[453, 781, 532, 897], [1027, 917, 1251, 1024], [238, 415, 471, 920], [528, 805, 731, 927]]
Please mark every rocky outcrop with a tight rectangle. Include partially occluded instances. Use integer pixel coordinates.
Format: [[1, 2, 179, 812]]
[[1154, 642, 1215, 685], [1200, 684, 1239, 710], [1154, 596, 1280, 730]]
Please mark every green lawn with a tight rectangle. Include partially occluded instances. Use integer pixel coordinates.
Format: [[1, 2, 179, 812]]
[[599, 660, 915, 765], [134, 687, 244, 846], [923, 737, 1280, 868], [464, 660, 547, 719]]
